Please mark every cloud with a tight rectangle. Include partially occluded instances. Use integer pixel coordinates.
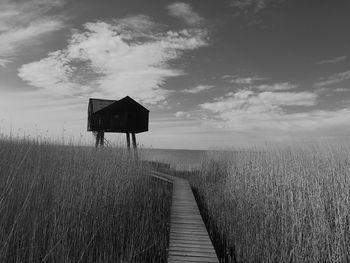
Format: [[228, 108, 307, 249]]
[[226, 75, 265, 84], [223, 75, 297, 91], [181, 85, 214, 94], [0, 0, 66, 63], [175, 111, 191, 118], [18, 14, 209, 104], [334, 88, 348, 92], [314, 70, 350, 87], [0, 20, 65, 56], [167, 2, 203, 25], [18, 50, 84, 96], [315, 56, 347, 65], [231, 0, 285, 14], [200, 89, 319, 131], [254, 82, 297, 91], [0, 58, 11, 67], [231, 0, 267, 11]]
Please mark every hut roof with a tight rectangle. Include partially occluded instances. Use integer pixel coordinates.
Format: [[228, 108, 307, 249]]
[[89, 98, 116, 114], [95, 96, 150, 115]]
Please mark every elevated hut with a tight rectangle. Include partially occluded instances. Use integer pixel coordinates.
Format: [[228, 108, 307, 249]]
[[87, 96, 149, 148]]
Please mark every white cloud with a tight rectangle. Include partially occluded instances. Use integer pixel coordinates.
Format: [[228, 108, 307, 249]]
[[115, 15, 159, 34], [0, 58, 11, 67], [334, 88, 348, 92], [257, 91, 315, 106], [231, 0, 285, 13], [231, 0, 286, 14], [175, 111, 191, 118], [18, 50, 84, 96], [0, 0, 66, 63], [231, 0, 267, 12], [254, 82, 297, 91], [18, 15, 209, 104], [200, 89, 320, 131], [0, 20, 65, 56], [181, 85, 214, 94], [227, 76, 265, 84], [314, 70, 350, 87], [167, 2, 203, 25], [315, 56, 347, 65]]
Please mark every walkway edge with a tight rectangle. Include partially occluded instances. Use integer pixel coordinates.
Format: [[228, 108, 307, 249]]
[[146, 169, 219, 263]]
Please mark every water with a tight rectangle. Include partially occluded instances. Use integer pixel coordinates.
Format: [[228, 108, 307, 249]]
[[139, 148, 209, 171], [138, 148, 259, 171]]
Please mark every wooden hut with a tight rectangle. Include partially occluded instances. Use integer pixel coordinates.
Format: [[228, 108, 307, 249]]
[[87, 96, 149, 148]]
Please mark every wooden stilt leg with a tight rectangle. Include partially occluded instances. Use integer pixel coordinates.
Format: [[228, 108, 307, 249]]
[[131, 133, 138, 160], [132, 133, 137, 149], [95, 132, 100, 148], [100, 132, 104, 147], [126, 132, 131, 149]]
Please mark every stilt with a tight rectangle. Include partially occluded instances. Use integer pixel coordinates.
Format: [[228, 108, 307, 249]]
[[100, 132, 104, 147], [131, 133, 138, 160], [126, 132, 131, 149], [132, 133, 137, 149], [95, 132, 100, 148], [95, 131, 104, 148]]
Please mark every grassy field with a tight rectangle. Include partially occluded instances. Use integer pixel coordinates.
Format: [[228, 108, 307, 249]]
[[180, 144, 350, 262], [0, 138, 171, 263], [3, 137, 350, 263]]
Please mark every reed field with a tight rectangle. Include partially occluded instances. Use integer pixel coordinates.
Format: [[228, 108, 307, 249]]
[[182, 144, 350, 262], [0, 138, 171, 263]]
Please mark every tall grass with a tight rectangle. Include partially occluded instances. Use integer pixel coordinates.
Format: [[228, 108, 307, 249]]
[[0, 138, 171, 262], [188, 144, 350, 262]]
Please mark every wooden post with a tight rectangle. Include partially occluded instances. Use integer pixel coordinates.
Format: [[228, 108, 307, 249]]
[[131, 132, 138, 160], [95, 132, 100, 148], [95, 131, 104, 148], [126, 132, 131, 149], [100, 132, 104, 147], [132, 133, 137, 149]]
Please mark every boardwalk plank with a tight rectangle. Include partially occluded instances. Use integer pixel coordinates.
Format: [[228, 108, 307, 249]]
[[169, 252, 218, 258], [146, 170, 219, 263], [169, 246, 216, 252], [168, 255, 219, 262], [169, 243, 216, 250]]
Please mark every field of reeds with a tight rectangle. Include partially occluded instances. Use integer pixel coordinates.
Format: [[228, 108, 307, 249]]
[[0, 138, 171, 263], [178, 144, 350, 262]]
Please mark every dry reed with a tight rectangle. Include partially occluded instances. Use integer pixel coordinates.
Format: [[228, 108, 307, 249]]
[[189, 144, 350, 262], [0, 138, 171, 262]]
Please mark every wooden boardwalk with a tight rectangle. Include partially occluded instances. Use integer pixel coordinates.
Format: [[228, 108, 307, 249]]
[[148, 170, 219, 263]]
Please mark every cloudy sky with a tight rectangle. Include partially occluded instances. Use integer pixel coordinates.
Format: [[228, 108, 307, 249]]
[[0, 0, 350, 149]]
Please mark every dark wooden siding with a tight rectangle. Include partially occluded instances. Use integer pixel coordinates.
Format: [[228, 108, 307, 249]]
[[87, 98, 116, 131], [126, 110, 149, 133], [87, 97, 149, 133]]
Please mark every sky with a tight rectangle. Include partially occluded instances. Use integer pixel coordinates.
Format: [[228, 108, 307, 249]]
[[0, 0, 350, 150]]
